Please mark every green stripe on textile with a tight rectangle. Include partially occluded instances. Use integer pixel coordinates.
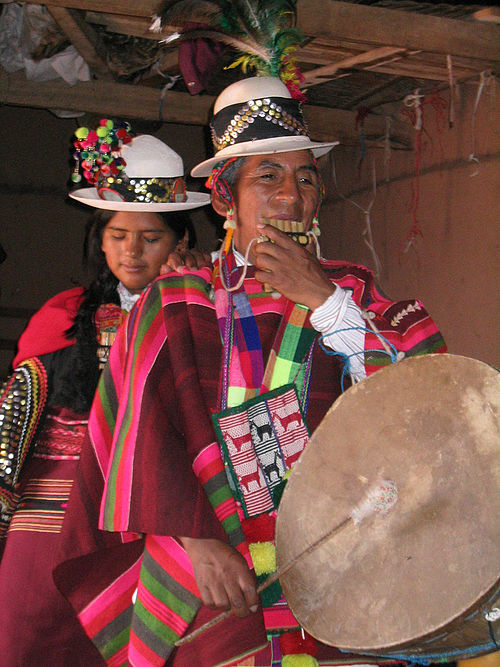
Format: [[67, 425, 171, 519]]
[[228, 386, 247, 406], [364, 352, 392, 368], [415, 334, 447, 354], [208, 485, 234, 508], [221, 513, 242, 534], [133, 288, 163, 349], [277, 322, 304, 360], [140, 567, 197, 623], [98, 375, 116, 435], [103, 287, 163, 528], [101, 626, 130, 660], [269, 358, 294, 390], [133, 600, 179, 647], [263, 303, 316, 394]]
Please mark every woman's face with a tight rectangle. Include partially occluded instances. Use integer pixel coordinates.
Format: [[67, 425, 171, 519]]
[[101, 211, 179, 293]]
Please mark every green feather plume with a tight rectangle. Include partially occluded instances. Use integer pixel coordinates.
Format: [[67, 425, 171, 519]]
[[152, 0, 305, 81]]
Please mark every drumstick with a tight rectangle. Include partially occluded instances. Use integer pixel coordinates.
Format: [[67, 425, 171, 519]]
[[175, 480, 397, 647]]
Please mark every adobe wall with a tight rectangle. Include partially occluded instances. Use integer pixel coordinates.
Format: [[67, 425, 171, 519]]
[[318, 78, 499, 369]]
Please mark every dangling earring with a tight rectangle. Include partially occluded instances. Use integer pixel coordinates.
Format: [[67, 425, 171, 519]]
[[308, 216, 321, 259]]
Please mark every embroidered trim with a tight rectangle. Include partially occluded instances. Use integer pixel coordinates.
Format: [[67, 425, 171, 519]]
[[390, 301, 422, 327]]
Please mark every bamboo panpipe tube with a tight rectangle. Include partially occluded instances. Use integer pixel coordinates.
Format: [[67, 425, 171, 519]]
[[259, 218, 310, 291]]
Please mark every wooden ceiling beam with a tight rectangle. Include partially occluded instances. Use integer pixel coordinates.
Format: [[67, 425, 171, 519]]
[[45, 5, 110, 78], [473, 7, 500, 24], [297, 0, 500, 65], [0, 69, 412, 148], [85, 12, 157, 40], [364, 60, 480, 83], [303, 47, 409, 86], [24, 0, 500, 66], [23, 0, 159, 18]]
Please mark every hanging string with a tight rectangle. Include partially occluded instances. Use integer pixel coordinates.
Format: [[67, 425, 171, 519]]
[[355, 106, 372, 173], [331, 156, 382, 278], [318, 324, 400, 392], [400, 88, 447, 255], [157, 74, 181, 120], [384, 116, 392, 183], [468, 70, 493, 178], [218, 237, 260, 292], [446, 55, 456, 128], [401, 89, 424, 255]]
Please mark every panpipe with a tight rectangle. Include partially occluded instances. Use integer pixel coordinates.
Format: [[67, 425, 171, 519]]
[[259, 218, 310, 291], [260, 218, 309, 246]]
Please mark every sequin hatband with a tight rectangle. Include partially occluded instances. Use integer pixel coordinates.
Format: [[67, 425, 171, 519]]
[[210, 97, 309, 152], [97, 174, 187, 204]]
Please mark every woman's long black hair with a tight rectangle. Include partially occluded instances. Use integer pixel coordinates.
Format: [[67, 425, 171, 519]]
[[49, 208, 195, 412]]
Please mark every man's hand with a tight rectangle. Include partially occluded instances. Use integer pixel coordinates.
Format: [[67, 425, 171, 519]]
[[160, 248, 212, 275], [180, 537, 259, 618], [253, 224, 335, 310]]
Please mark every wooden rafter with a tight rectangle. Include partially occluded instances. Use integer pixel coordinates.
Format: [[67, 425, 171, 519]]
[[297, 0, 500, 64], [45, 5, 110, 77], [8, 0, 500, 126], [22, 0, 500, 67], [24, 0, 158, 18], [473, 7, 500, 24], [302, 47, 411, 87], [0, 68, 413, 147]]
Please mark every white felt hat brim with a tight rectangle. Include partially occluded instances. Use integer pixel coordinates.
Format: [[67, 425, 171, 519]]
[[69, 188, 211, 211], [191, 136, 338, 178]]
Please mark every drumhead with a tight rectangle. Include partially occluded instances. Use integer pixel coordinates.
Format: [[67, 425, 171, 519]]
[[276, 354, 500, 653]]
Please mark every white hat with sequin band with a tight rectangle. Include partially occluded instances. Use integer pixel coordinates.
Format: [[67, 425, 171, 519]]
[[191, 77, 338, 178], [69, 119, 210, 211]]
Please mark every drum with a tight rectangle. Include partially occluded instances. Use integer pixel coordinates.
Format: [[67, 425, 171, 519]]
[[276, 354, 500, 663]]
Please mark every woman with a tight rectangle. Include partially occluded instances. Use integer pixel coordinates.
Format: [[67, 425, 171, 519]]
[[0, 124, 209, 665]]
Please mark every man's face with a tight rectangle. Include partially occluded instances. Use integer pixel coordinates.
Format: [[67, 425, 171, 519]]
[[231, 150, 320, 260]]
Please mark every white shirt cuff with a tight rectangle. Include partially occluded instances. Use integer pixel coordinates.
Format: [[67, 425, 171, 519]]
[[310, 288, 367, 382]]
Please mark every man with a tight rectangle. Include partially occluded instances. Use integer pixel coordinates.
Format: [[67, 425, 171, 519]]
[[54, 77, 446, 666]]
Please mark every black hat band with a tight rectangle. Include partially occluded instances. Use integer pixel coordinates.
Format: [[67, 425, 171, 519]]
[[97, 174, 187, 203], [210, 97, 308, 152]]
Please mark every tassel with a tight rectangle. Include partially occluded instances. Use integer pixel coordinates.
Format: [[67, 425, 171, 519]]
[[248, 541, 276, 575]]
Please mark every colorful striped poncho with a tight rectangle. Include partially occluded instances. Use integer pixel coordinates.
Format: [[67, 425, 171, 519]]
[[54, 259, 446, 667]]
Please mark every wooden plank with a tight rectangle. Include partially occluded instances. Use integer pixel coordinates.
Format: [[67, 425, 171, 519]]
[[303, 47, 408, 86], [46, 5, 110, 77], [85, 12, 158, 40], [25, 0, 500, 65], [0, 69, 212, 125], [23, 0, 159, 18], [297, 0, 500, 64], [473, 8, 500, 24], [0, 69, 412, 147], [363, 60, 480, 83]]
